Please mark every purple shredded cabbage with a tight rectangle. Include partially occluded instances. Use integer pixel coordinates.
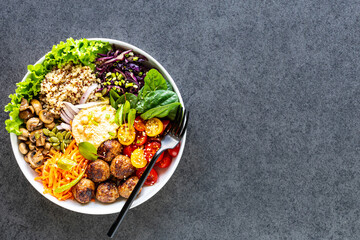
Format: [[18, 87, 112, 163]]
[[95, 48, 149, 96]]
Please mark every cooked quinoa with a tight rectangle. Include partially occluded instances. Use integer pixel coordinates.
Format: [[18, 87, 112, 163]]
[[40, 63, 100, 116]]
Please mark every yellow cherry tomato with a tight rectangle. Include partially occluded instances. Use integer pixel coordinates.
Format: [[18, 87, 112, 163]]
[[117, 124, 136, 145], [145, 118, 163, 137], [131, 148, 147, 168]]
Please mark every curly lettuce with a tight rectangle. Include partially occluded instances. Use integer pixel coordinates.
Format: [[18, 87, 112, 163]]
[[5, 38, 112, 135]]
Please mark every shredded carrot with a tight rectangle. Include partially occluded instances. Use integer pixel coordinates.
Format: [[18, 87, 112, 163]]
[[34, 140, 88, 201]]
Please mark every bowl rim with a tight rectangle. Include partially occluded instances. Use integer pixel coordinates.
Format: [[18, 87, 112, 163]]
[[10, 38, 186, 215]]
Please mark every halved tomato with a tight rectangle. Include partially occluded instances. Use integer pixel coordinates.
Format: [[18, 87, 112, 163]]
[[168, 142, 181, 157], [136, 168, 158, 186], [144, 141, 161, 162], [131, 148, 147, 168], [123, 144, 137, 157], [145, 118, 163, 137], [117, 124, 136, 145], [135, 130, 147, 146], [156, 151, 172, 168], [160, 119, 170, 135], [134, 116, 146, 131]]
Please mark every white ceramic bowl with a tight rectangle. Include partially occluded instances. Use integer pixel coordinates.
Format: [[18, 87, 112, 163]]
[[10, 38, 186, 215]]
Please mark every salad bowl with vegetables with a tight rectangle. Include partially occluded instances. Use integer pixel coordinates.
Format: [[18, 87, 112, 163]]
[[6, 38, 186, 214]]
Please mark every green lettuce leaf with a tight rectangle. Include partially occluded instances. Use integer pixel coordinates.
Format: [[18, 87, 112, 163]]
[[4, 38, 112, 135]]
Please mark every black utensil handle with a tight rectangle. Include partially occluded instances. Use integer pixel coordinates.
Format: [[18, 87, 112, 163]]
[[107, 149, 165, 238]]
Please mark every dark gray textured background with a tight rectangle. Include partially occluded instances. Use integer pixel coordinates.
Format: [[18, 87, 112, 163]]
[[1, 0, 360, 239]]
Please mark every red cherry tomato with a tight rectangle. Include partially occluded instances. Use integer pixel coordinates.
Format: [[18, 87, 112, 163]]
[[123, 144, 137, 157], [168, 142, 181, 157], [156, 152, 164, 163], [156, 151, 172, 168], [136, 168, 158, 186], [144, 142, 161, 162], [134, 116, 146, 132], [147, 136, 162, 143], [160, 119, 170, 135], [135, 130, 147, 146]]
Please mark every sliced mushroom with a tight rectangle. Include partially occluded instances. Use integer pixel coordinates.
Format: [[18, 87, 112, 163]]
[[36, 132, 46, 147], [42, 148, 49, 155], [45, 142, 51, 150], [49, 147, 56, 154], [20, 128, 30, 138], [30, 99, 42, 115], [45, 122, 56, 130], [26, 117, 43, 131], [19, 98, 29, 111], [28, 150, 44, 168], [19, 142, 29, 155], [29, 142, 36, 150], [18, 136, 27, 141], [39, 110, 54, 124], [29, 106, 35, 114], [19, 109, 34, 120], [24, 154, 29, 163], [29, 130, 42, 143]]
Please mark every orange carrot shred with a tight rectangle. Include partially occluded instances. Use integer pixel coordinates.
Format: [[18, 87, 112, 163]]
[[34, 140, 88, 201]]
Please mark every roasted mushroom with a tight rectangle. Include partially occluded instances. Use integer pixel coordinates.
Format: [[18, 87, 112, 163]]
[[29, 130, 42, 143], [44, 122, 56, 130], [97, 140, 123, 162], [35, 132, 46, 147], [19, 98, 29, 111], [24, 154, 29, 163], [72, 178, 95, 204], [44, 142, 51, 150], [30, 99, 42, 115], [96, 182, 119, 203], [28, 142, 36, 150], [20, 128, 30, 138], [27, 150, 44, 168], [39, 110, 54, 124], [18, 135, 27, 141], [26, 117, 43, 131], [19, 109, 34, 120], [19, 142, 29, 155]]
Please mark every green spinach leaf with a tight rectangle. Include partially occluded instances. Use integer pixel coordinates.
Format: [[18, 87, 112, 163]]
[[116, 93, 138, 109], [140, 102, 181, 120], [139, 69, 168, 98], [136, 90, 179, 113]]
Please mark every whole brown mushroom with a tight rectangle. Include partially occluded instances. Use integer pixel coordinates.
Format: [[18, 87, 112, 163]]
[[97, 140, 123, 162], [96, 182, 119, 203]]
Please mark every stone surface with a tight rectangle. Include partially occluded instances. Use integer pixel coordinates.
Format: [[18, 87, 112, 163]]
[[1, 0, 360, 239]]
